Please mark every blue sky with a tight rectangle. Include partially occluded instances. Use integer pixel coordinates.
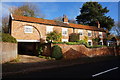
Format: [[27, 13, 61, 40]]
[[2, 2, 118, 22]]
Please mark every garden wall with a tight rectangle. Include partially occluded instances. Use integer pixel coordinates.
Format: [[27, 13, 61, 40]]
[[51, 44, 119, 59], [0, 42, 18, 63]]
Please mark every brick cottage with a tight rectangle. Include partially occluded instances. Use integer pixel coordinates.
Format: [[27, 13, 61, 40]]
[[9, 14, 106, 55]]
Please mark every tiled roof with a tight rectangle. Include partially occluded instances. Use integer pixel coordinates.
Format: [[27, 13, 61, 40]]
[[11, 14, 106, 32]]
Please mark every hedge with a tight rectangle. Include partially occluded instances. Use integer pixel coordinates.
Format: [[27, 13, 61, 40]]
[[0, 33, 17, 43]]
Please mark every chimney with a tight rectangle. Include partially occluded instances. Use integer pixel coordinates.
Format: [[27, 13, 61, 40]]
[[63, 14, 68, 24], [97, 21, 100, 28]]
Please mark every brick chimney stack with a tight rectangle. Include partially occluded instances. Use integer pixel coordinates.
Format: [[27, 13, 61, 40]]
[[63, 14, 68, 23], [97, 21, 100, 28]]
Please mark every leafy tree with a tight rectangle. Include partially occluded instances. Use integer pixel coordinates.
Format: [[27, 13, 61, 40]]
[[83, 36, 88, 42], [92, 37, 101, 45], [76, 2, 114, 30], [9, 3, 45, 18], [46, 31, 62, 42]]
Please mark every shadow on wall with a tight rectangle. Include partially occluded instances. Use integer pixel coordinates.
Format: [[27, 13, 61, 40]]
[[64, 48, 88, 59]]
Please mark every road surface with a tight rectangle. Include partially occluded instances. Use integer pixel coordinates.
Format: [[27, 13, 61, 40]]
[[3, 57, 120, 79]]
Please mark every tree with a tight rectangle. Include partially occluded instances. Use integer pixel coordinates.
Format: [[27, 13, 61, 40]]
[[46, 31, 62, 42], [53, 16, 63, 22], [53, 16, 77, 24], [110, 21, 120, 36], [92, 37, 101, 45], [9, 3, 45, 18], [2, 17, 9, 33], [76, 2, 114, 30], [68, 19, 77, 24]]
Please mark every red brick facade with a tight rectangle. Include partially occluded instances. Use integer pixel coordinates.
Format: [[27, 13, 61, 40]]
[[10, 14, 106, 45]]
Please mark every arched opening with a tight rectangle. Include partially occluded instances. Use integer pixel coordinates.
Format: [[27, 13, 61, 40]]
[[17, 25, 41, 56]]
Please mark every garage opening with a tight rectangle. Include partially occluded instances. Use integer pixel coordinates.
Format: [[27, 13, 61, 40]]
[[18, 42, 39, 56]]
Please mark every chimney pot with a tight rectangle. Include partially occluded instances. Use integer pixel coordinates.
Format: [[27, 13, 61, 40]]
[[63, 14, 68, 23]]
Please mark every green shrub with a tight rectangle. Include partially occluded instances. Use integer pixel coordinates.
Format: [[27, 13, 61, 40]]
[[77, 40, 87, 45], [69, 33, 79, 42], [66, 42, 79, 45], [52, 42, 65, 44], [0, 33, 17, 43], [51, 45, 63, 60], [46, 31, 62, 42]]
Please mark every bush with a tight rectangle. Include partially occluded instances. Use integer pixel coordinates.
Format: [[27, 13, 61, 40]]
[[51, 45, 63, 60], [69, 33, 79, 42], [77, 40, 87, 45], [52, 42, 65, 44], [46, 31, 62, 42], [66, 42, 79, 45], [0, 33, 17, 43]]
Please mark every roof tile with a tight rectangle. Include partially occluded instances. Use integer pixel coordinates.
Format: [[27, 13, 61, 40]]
[[12, 14, 106, 32]]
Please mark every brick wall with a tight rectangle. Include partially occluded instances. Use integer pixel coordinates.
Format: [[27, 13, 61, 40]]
[[0, 42, 18, 63], [51, 44, 119, 59], [11, 20, 74, 42]]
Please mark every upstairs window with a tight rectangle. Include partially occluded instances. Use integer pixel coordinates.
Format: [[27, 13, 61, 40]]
[[88, 31, 92, 37], [99, 32, 102, 38], [24, 26, 33, 33], [62, 28, 68, 36], [78, 30, 83, 35], [46, 26, 53, 33]]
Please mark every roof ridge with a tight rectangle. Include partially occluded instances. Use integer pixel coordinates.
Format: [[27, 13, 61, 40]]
[[11, 14, 106, 32]]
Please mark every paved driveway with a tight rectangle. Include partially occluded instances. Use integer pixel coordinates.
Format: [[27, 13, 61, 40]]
[[18, 55, 47, 63]]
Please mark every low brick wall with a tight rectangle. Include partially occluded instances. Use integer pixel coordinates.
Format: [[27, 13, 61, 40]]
[[51, 44, 119, 59], [0, 42, 18, 63]]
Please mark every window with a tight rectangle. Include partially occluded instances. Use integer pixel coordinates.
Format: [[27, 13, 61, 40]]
[[88, 31, 92, 37], [24, 26, 33, 33], [46, 26, 53, 33], [78, 30, 83, 35], [88, 40, 92, 46], [99, 32, 102, 38], [62, 39, 68, 42], [99, 40, 103, 45], [88, 42, 92, 46], [62, 28, 68, 36]]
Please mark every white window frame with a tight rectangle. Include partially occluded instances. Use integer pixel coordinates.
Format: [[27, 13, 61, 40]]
[[62, 28, 68, 36], [99, 40, 103, 45], [88, 40, 92, 46], [99, 32, 103, 38], [62, 39, 68, 42], [88, 31, 92, 37], [78, 30, 83, 35], [46, 26, 54, 34], [24, 26, 33, 33]]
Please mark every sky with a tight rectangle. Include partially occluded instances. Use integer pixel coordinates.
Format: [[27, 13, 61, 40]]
[[2, 2, 119, 22]]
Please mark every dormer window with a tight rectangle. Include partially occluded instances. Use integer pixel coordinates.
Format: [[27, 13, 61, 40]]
[[24, 26, 33, 33]]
